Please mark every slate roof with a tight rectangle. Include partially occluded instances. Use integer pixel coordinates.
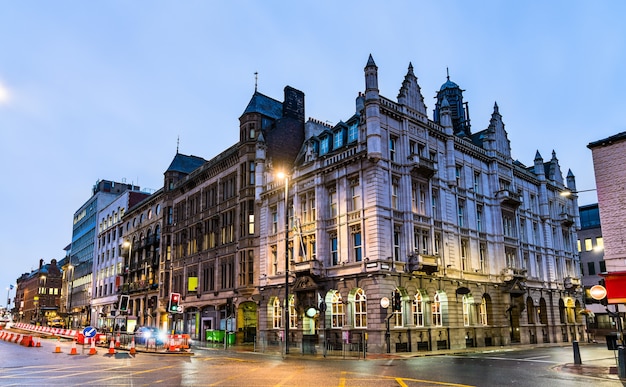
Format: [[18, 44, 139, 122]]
[[241, 91, 283, 120], [166, 153, 206, 174]]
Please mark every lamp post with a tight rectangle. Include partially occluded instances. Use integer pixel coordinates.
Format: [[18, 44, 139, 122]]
[[123, 239, 132, 329], [277, 172, 290, 354], [67, 259, 75, 328]]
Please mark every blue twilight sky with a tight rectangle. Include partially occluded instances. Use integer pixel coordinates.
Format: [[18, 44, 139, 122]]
[[1, 1, 624, 302]]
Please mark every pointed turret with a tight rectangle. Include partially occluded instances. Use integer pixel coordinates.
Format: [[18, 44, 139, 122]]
[[364, 54, 379, 101], [486, 101, 511, 158], [364, 54, 382, 162], [397, 62, 427, 116], [548, 150, 564, 185], [534, 151, 545, 181], [566, 169, 577, 193]]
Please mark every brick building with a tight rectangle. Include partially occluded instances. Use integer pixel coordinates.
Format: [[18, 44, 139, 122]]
[[15, 259, 62, 325]]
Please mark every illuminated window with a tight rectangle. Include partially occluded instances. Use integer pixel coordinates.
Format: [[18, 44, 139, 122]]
[[596, 237, 604, 250], [462, 295, 472, 326], [432, 293, 442, 327], [272, 298, 282, 329], [331, 291, 344, 328], [412, 292, 424, 327], [479, 297, 488, 325], [289, 295, 297, 329], [353, 289, 367, 328]]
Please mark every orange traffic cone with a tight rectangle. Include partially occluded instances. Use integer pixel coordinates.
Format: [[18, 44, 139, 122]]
[[69, 340, 78, 355], [53, 338, 62, 353], [168, 337, 177, 352], [108, 339, 116, 355], [115, 333, 121, 348], [129, 338, 136, 355], [88, 338, 97, 355]]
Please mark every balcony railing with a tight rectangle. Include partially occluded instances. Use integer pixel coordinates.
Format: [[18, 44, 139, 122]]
[[408, 155, 436, 178], [496, 189, 522, 207], [564, 276, 581, 289]]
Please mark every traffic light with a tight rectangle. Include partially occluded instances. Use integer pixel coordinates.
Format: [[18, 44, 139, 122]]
[[169, 293, 181, 313], [392, 290, 402, 311], [118, 295, 130, 312]]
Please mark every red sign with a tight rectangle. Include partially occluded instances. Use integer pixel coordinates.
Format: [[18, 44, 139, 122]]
[[600, 271, 626, 304]]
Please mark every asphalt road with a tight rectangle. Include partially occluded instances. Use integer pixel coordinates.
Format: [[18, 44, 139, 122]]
[[0, 338, 623, 386]]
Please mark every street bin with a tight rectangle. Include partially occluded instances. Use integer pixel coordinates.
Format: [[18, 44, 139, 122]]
[[227, 332, 235, 345], [606, 332, 619, 350]]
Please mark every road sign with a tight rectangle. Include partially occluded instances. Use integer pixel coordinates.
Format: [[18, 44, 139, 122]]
[[589, 285, 607, 300], [83, 326, 97, 338]]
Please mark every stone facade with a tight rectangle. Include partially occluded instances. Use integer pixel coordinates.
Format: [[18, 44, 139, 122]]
[[109, 56, 585, 353], [254, 56, 584, 353]]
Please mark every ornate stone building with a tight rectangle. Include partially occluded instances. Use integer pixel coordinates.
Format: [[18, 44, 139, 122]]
[[255, 55, 584, 353], [161, 56, 584, 353]]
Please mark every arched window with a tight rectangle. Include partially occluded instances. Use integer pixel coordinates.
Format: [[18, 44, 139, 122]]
[[479, 297, 488, 325], [462, 295, 472, 326], [432, 293, 442, 327], [330, 291, 345, 328], [412, 292, 424, 327], [271, 298, 282, 329], [353, 288, 367, 328], [288, 295, 297, 329]]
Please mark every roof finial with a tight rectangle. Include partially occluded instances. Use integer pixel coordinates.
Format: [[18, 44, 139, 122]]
[[254, 71, 258, 92], [446, 67, 450, 81], [176, 136, 180, 154]]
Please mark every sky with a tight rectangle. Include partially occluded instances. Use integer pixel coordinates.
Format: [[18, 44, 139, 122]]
[[1, 1, 625, 305]]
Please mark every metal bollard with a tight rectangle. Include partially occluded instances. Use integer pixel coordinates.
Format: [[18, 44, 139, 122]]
[[618, 346, 626, 378], [573, 340, 582, 365]]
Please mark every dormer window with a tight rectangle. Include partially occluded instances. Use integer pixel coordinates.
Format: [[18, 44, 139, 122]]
[[334, 130, 344, 149], [320, 137, 329, 155], [348, 122, 358, 143]]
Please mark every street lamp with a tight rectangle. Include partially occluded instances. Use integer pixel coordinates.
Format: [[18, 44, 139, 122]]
[[277, 171, 290, 354], [560, 188, 597, 197]]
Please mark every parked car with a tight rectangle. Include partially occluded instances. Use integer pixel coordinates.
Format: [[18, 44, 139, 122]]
[[134, 326, 166, 345]]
